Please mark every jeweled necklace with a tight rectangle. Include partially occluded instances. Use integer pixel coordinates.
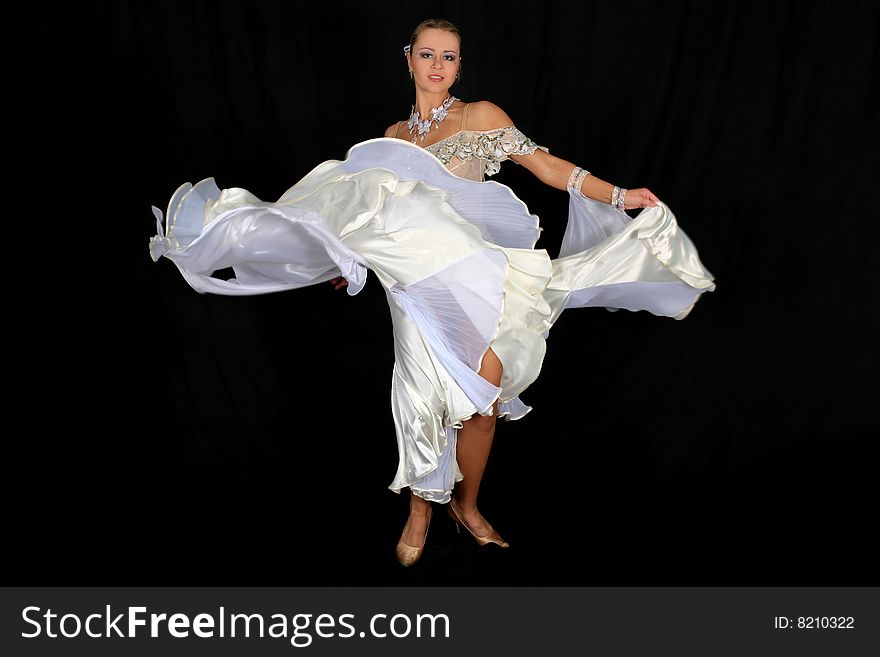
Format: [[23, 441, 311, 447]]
[[407, 95, 458, 143]]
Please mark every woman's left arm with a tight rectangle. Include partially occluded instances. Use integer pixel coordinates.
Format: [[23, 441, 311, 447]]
[[512, 150, 657, 209], [509, 149, 657, 209], [476, 101, 659, 209]]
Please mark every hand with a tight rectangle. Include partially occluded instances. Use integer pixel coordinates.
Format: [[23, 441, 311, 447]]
[[624, 188, 660, 209], [329, 276, 348, 290]]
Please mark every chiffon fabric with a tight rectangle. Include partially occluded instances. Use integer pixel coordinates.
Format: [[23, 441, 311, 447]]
[[149, 136, 715, 503]]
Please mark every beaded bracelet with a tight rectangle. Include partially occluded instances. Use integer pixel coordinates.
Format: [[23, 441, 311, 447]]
[[566, 166, 591, 195], [611, 185, 620, 208], [615, 188, 628, 212]]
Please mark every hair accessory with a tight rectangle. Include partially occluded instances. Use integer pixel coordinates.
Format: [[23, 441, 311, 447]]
[[403, 44, 411, 55]]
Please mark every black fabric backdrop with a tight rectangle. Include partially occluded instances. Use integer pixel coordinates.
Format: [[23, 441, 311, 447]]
[[5, 0, 877, 584]]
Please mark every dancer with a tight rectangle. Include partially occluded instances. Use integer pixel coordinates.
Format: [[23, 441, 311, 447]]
[[149, 18, 715, 567]]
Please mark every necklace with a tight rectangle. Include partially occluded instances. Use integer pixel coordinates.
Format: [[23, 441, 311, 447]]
[[407, 95, 458, 143]]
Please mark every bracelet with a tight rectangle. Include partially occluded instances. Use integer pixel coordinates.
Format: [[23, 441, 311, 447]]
[[615, 188, 628, 212], [611, 185, 620, 207], [566, 166, 591, 195]]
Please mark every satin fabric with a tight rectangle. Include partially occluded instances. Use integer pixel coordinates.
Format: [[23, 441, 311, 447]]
[[150, 137, 715, 502]]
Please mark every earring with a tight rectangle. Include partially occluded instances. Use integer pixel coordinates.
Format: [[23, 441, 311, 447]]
[[409, 70, 413, 79]]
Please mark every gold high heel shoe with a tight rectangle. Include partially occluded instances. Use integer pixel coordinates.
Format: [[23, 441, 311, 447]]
[[447, 500, 509, 548], [395, 506, 432, 567]]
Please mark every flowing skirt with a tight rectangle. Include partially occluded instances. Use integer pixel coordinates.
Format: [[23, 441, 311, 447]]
[[149, 138, 715, 502]]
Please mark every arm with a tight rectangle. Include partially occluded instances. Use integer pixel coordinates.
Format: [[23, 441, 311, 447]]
[[472, 101, 659, 209]]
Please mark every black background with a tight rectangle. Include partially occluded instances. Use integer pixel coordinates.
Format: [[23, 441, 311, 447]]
[[5, 0, 877, 585]]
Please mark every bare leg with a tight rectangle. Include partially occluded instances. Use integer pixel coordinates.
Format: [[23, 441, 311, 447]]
[[401, 488, 432, 547], [400, 346, 503, 545], [451, 346, 503, 538]]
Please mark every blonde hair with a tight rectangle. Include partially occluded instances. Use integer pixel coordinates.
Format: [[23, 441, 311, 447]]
[[408, 18, 462, 56]]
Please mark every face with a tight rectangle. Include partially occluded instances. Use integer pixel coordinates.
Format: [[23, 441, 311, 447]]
[[407, 28, 461, 92]]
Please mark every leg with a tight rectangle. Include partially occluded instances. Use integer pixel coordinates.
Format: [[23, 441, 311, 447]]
[[401, 488, 432, 548], [451, 346, 503, 538], [400, 346, 503, 550]]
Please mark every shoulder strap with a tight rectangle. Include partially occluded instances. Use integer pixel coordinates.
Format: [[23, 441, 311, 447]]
[[461, 103, 469, 130]]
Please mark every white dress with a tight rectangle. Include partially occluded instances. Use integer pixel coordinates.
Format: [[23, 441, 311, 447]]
[[149, 126, 716, 503]]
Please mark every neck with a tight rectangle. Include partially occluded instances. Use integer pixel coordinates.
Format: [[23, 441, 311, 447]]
[[413, 90, 453, 119]]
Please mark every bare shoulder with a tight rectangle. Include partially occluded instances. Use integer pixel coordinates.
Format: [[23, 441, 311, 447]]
[[384, 121, 402, 138], [467, 100, 516, 131]]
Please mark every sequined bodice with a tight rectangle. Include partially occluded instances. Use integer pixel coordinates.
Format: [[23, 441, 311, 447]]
[[422, 126, 549, 181]]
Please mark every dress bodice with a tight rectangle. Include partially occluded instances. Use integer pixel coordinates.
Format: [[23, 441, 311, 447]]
[[423, 126, 549, 181]]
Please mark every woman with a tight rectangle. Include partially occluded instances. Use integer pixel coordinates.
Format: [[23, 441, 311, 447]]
[[149, 18, 714, 568]]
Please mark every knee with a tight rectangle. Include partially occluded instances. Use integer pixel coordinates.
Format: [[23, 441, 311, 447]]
[[479, 347, 503, 387], [467, 399, 499, 432], [468, 414, 496, 432]]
